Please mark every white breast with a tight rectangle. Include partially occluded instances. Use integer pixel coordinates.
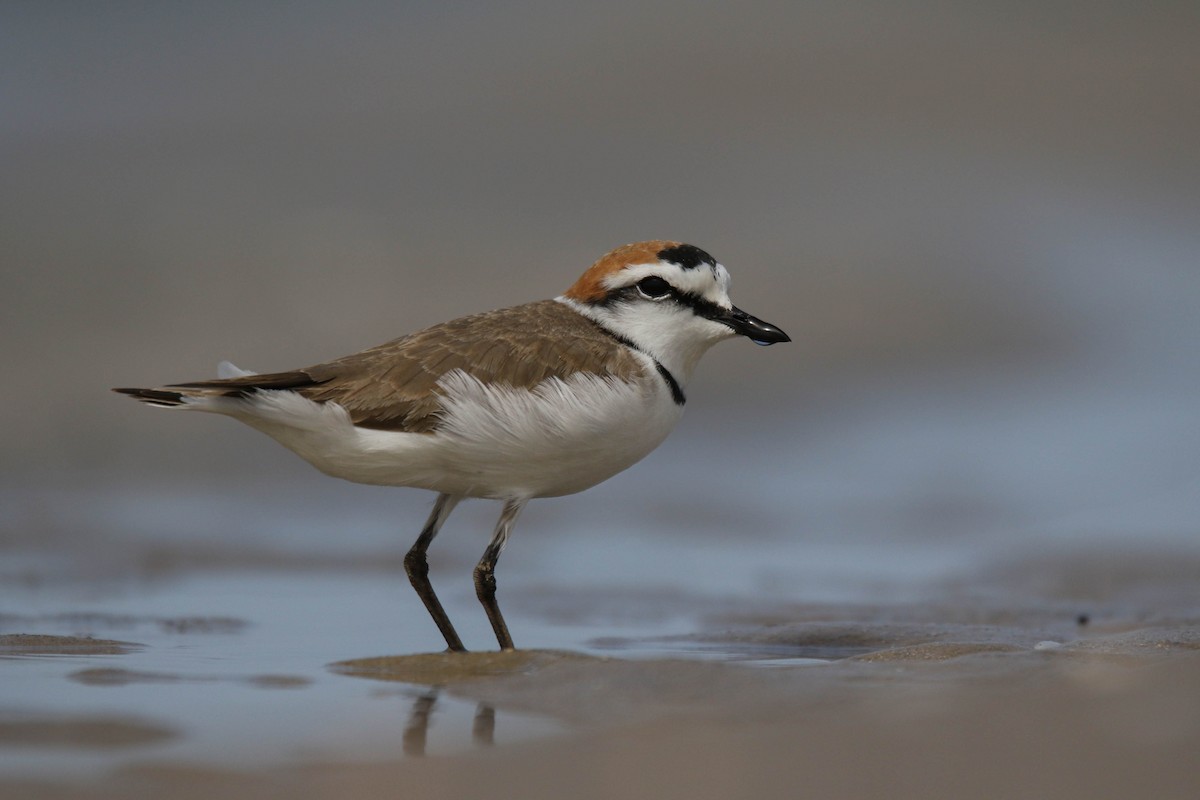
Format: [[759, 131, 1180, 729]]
[[218, 363, 684, 499]]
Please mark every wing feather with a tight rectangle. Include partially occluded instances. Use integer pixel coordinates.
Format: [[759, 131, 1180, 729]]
[[154, 300, 646, 433]]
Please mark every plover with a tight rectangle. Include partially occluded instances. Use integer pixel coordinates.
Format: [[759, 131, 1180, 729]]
[[115, 241, 789, 651]]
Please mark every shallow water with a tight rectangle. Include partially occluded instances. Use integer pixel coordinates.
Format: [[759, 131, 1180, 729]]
[[0, 571, 567, 781], [3, 350, 1198, 790]]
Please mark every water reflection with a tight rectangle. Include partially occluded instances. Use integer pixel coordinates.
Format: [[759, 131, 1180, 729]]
[[401, 691, 436, 757], [472, 702, 496, 747], [401, 689, 495, 757]]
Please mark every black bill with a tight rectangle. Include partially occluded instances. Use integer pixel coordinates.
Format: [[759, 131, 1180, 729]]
[[717, 306, 791, 346]]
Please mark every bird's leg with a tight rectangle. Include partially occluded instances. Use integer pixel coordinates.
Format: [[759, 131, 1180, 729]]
[[404, 493, 466, 652], [474, 498, 527, 651]]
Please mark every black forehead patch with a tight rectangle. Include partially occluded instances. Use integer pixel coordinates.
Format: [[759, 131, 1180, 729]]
[[657, 243, 717, 270]]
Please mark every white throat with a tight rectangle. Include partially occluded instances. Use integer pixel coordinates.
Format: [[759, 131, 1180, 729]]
[[554, 296, 733, 385]]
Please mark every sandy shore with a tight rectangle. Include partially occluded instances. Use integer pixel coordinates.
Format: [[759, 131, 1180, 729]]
[[4, 582, 1198, 800]]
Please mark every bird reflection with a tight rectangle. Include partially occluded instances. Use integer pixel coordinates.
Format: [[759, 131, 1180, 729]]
[[402, 690, 438, 756], [471, 702, 495, 746], [401, 688, 497, 756]]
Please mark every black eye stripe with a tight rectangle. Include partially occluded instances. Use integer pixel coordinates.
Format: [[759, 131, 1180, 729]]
[[602, 282, 726, 321], [676, 292, 726, 321]]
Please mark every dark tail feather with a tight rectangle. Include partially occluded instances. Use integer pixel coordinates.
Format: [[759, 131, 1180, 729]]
[[166, 370, 320, 392], [113, 370, 326, 408], [112, 387, 189, 407]]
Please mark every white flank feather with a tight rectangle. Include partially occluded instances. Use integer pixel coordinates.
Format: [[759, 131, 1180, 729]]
[[217, 361, 256, 379], [183, 364, 682, 500]]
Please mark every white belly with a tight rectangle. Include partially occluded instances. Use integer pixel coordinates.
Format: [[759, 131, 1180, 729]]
[[220, 369, 684, 499]]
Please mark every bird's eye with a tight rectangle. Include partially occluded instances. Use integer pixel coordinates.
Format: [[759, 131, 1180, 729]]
[[636, 276, 672, 300]]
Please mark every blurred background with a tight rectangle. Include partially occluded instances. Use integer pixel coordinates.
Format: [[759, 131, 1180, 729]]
[[2, 1, 1198, 601]]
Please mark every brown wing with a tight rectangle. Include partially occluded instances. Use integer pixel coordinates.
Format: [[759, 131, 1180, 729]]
[[162, 300, 645, 433]]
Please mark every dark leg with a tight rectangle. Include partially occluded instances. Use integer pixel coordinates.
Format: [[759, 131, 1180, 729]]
[[404, 493, 466, 652], [473, 498, 527, 651]]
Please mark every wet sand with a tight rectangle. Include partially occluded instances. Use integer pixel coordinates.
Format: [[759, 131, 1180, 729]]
[[2, 544, 1198, 800], [7, 637, 1200, 800]]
